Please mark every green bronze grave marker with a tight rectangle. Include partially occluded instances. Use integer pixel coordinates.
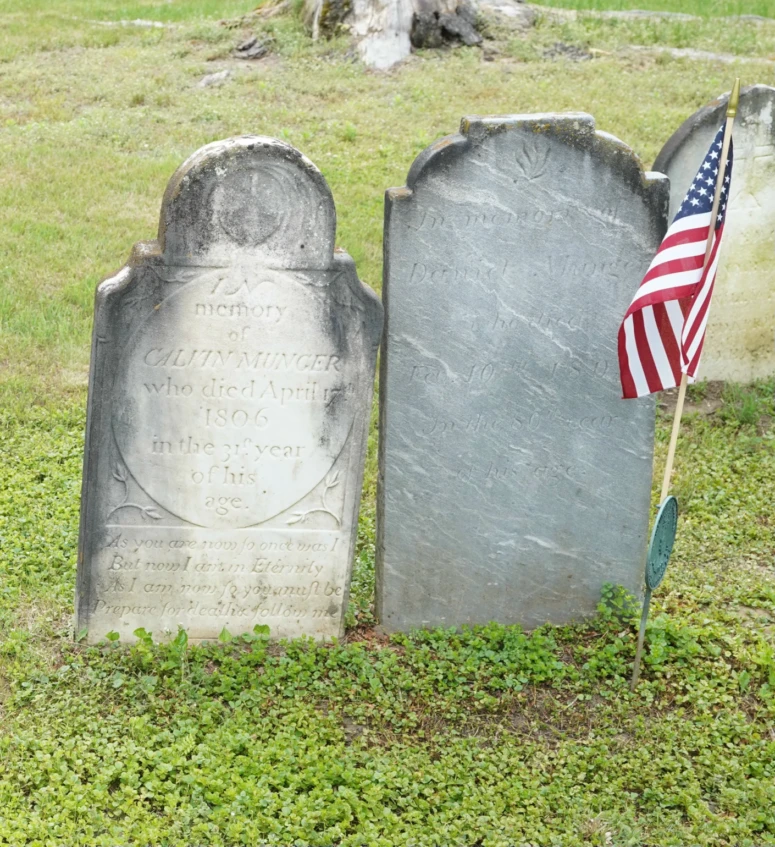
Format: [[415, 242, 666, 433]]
[[631, 496, 678, 690]]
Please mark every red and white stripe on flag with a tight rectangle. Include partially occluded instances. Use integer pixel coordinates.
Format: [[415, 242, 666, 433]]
[[618, 124, 732, 399]]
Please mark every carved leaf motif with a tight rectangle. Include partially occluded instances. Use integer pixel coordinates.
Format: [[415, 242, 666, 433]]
[[285, 471, 342, 527], [107, 463, 163, 523], [514, 143, 550, 181]]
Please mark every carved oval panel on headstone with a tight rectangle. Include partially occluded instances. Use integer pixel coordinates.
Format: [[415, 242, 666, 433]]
[[77, 135, 383, 645], [112, 267, 355, 528]]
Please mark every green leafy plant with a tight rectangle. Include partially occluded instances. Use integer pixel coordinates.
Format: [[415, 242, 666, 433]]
[[3, 5, 775, 842], [597, 582, 640, 626], [720, 383, 763, 426]]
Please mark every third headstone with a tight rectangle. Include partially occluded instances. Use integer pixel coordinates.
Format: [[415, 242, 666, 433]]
[[654, 85, 775, 382]]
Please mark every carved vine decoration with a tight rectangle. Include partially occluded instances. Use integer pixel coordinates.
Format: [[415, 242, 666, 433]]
[[287, 471, 342, 527], [106, 463, 162, 523]]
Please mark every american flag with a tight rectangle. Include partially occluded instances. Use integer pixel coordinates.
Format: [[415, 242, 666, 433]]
[[618, 125, 733, 399]]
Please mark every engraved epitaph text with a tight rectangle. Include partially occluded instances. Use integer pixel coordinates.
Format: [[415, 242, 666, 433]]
[[78, 137, 383, 642], [378, 115, 667, 632]]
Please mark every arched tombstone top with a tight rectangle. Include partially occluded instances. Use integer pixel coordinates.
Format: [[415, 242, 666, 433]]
[[653, 85, 775, 382], [654, 85, 775, 160], [654, 84, 775, 219], [378, 112, 668, 634], [156, 136, 336, 268], [399, 113, 667, 228]]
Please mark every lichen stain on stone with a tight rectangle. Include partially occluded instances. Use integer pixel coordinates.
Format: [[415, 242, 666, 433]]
[[430, 137, 456, 152], [741, 323, 774, 357], [316, 0, 352, 36], [461, 118, 510, 138], [526, 122, 553, 135], [129, 241, 162, 267], [737, 233, 775, 268], [484, 123, 511, 135]]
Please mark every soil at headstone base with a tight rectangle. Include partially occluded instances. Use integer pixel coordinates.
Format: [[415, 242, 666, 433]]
[[658, 381, 725, 416]]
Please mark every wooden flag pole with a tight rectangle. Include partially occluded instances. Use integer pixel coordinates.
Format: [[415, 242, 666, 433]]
[[632, 79, 741, 692], [660, 373, 688, 501], [658, 77, 740, 503]]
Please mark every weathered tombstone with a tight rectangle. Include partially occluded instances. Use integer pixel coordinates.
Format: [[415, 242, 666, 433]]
[[654, 84, 775, 382], [77, 137, 383, 643], [377, 114, 668, 633]]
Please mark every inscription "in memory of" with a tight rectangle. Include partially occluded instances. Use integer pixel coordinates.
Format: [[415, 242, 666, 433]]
[[407, 208, 558, 231], [194, 302, 287, 321]]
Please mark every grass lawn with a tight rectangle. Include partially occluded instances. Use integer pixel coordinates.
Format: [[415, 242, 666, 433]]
[[2, 0, 775, 844], [532, 0, 775, 17]]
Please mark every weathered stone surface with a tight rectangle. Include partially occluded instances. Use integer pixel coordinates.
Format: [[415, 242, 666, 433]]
[[411, 2, 483, 49], [479, 0, 536, 29], [77, 137, 383, 643], [304, 0, 481, 69], [378, 114, 667, 633], [654, 85, 775, 382]]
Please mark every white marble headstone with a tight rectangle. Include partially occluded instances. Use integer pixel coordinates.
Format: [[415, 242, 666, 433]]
[[77, 137, 383, 643], [378, 114, 668, 633], [654, 85, 775, 382]]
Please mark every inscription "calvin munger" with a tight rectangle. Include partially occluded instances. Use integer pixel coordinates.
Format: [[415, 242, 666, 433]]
[[143, 349, 343, 371]]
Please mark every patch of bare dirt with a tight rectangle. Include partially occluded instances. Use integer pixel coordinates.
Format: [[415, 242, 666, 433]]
[[343, 625, 393, 648], [659, 380, 725, 417]]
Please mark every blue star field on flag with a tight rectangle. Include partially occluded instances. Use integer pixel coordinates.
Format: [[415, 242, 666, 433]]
[[618, 122, 735, 397], [674, 125, 733, 229]]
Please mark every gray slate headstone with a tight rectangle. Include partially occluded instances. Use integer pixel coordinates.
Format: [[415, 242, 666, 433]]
[[77, 136, 383, 643], [378, 114, 668, 633], [654, 85, 775, 382]]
